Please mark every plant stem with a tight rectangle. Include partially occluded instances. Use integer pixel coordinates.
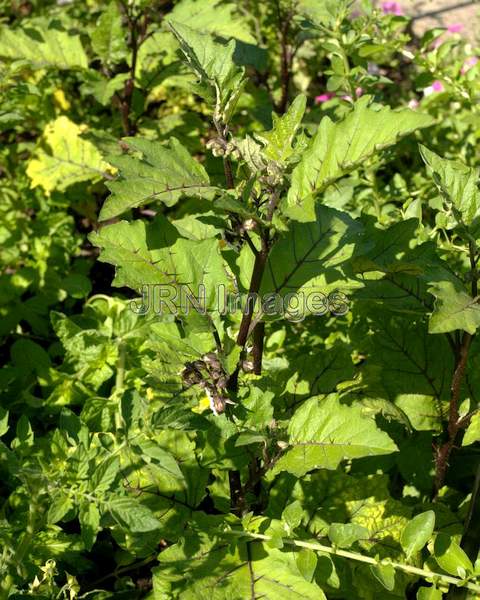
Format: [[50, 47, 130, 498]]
[[434, 238, 478, 495], [213, 118, 234, 190], [236, 238, 269, 348], [434, 332, 472, 495], [118, 4, 148, 135], [222, 530, 480, 594], [116, 341, 126, 392], [461, 459, 480, 559], [252, 321, 265, 374], [276, 3, 292, 114], [115, 341, 126, 431], [11, 488, 38, 584], [236, 187, 278, 353]]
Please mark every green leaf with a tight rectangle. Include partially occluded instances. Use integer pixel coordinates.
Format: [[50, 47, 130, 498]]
[[90, 2, 127, 64], [417, 587, 443, 600], [27, 116, 112, 193], [235, 431, 265, 446], [285, 97, 434, 221], [351, 313, 450, 432], [433, 533, 473, 578], [90, 218, 231, 314], [428, 281, 480, 334], [296, 549, 317, 583], [11, 339, 51, 373], [282, 501, 304, 532], [269, 394, 397, 477], [90, 456, 120, 493], [0, 20, 88, 69], [109, 497, 162, 533], [0, 407, 9, 437], [169, 21, 246, 122], [328, 522, 369, 548], [165, 0, 255, 44], [158, 516, 326, 599], [419, 145, 480, 226], [370, 563, 395, 591], [256, 94, 307, 164], [136, 439, 186, 487], [47, 491, 74, 524], [260, 205, 362, 307], [11, 415, 34, 450], [352, 222, 461, 316], [298, 0, 350, 27], [60, 273, 92, 299], [462, 412, 480, 445], [79, 500, 100, 551], [401, 510, 435, 558], [99, 137, 215, 220]]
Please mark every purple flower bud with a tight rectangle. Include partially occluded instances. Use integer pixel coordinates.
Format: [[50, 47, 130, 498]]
[[315, 93, 335, 104]]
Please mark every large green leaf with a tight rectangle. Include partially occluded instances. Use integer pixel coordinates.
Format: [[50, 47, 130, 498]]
[[433, 534, 473, 578], [0, 20, 87, 69], [90, 1, 127, 64], [256, 94, 307, 164], [298, 0, 351, 27], [420, 145, 480, 226], [350, 312, 450, 432], [90, 216, 231, 313], [269, 394, 397, 477], [169, 22, 245, 122], [260, 205, 363, 304], [109, 497, 162, 533], [285, 97, 434, 221], [267, 470, 411, 562], [401, 511, 435, 559], [156, 515, 326, 599], [352, 219, 460, 315], [26, 116, 112, 193], [165, 0, 255, 44], [428, 281, 480, 334], [100, 137, 216, 220]]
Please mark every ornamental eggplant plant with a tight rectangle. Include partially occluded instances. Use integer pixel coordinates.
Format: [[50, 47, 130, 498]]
[[0, 1, 479, 598]]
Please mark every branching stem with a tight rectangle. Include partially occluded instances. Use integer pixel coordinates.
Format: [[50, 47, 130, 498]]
[[434, 239, 478, 494], [222, 530, 480, 594]]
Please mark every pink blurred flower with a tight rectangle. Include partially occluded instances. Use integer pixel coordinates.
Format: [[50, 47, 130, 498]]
[[408, 98, 419, 109], [381, 1, 403, 16], [447, 23, 463, 33], [315, 93, 335, 104], [423, 80, 444, 96], [461, 56, 479, 74]]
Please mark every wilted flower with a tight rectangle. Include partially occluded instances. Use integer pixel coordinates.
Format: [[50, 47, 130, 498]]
[[423, 80, 444, 96], [381, 1, 403, 16], [315, 93, 335, 104]]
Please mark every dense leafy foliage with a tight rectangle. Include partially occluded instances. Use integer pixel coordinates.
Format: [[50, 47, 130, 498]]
[[1, 0, 480, 598]]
